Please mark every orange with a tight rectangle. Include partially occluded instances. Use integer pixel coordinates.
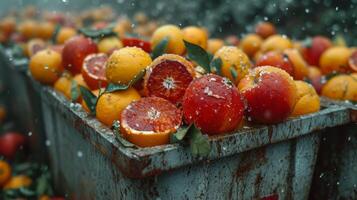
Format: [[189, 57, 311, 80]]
[[307, 66, 322, 80], [81, 89, 100, 112], [74, 74, 89, 88], [96, 88, 141, 127], [0, 160, 11, 186], [120, 97, 182, 147], [291, 81, 320, 117], [319, 47, 352, 74], [17, 20, 38, 39], [39, 195, 51, 200], [56, 27, 77, 44], [239, 34, 263, 57], [261, 35, 293, 53], [321, 74, 357, 101], [113, 24, 126, 39], [284, 49, 309, 80], [151, 25, 185, 55], [134, 12, 148, 24], [29, 49, 64, 85], [54, 72, 73, 99], [3, 175, 32, 190], [182, 26, 208, 50], [106, 47, 152, 84], [207, 38, 224, 54], [26, 38, 46, 58], [98, 37, 123, 54], [0, 17, 16, 36], [38, 21, 55, 40], [213, 46, 251, 84], [255, 22, 277, 39]]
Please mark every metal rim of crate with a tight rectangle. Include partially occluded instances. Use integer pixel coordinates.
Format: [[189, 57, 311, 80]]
[[1, 48, 353, 179]]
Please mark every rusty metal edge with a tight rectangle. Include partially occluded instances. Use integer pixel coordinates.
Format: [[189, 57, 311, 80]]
[[3, 51, 353, 179]]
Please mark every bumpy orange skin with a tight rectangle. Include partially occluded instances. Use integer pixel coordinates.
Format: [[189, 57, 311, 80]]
[[321, 74, 357, 101], [29, 49, 64, 85], [207, 38, 225, 54], [56, 27, 77, 44], [182, 26, 208, 50], [120, 97, 182, 147], [3, 175, 32, 190], [151, 25, 185, 55], [106, 47, 152, 84], [143, 54, 196, 104], [319, 47, 352, 74], [18, 20, 38, 39], [0, 160, 11, 187], [213, 46, 251, 84], [255, 22, 277, 39], [183, 74, 245, 135], [261, 35, 293, 53], [96, 88, 141, 127], [239, 34, 263, 57], [291, 81, 320, 117], [238, 66, 297, 124]]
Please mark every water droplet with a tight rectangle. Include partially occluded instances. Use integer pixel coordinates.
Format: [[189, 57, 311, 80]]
[[28, 132, 32, 136], [305, 8, 310, 13], [45, 140, 51, 146], [77, 151, 83, 158]]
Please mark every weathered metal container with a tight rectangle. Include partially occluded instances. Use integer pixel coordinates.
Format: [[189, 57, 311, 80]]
[[0, 48, 48, 162], [30, 72, 351, 200], [310, 98, 357, 200]]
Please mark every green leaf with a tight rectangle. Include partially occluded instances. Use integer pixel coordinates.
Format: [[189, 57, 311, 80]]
[[112, 120, 135, 148], [210, 58, 222, 75], [79, 25, 117, 39], [151, 37, 169, 59], [19, 187, 36, 197], [105, 69, 146, 93], [324, 71, 341, 81], [184, 40, 211, 72], [188, 126, 211, 157], [79, 86, 97, 114], [36, 174, 49, 196], [170, 124, 192, 143], [51, 24, 61, 44], [71, 80, 80, 102], [230, 66, 238, 81]]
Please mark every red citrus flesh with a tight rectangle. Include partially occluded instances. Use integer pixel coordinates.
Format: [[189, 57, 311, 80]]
[[144, 55, 196, 104], [122, 37, 151, 53], [82, 53, 108, 90], [62, 36, 98, 74], [120, 97, 182, 147], [182, 74, 244, 135], [349, 50, 357, 72], [256, 51, 294, 76]]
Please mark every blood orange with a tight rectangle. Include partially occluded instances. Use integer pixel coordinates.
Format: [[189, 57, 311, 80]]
[[122, 37, 151, 53], [27, 39, 46, 57], [255, 51, 294, 77], [182, 74, 245, 135], [349, 50, 357, 72], [82, 53, 108, 90], [144, 54, 196, 104], [120, 97, 182, 147], [62, 36, 98, 74]]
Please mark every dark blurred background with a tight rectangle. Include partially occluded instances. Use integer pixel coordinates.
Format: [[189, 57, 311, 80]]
[[0, 0, 356, 44]]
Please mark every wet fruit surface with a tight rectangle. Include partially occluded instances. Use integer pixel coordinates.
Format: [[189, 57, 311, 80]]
[[183, 74, 244, 135], [0, 132, 27, 160], [62, 36, 98, 74], [82, 53, 108, 90], [120, 97, 182, 147], [238, 66, 297, 124], [302, 36, 332, 66], [144, 54, 195, 104], [319, 46, 352, 74], [255, 51, 294, 76], [122, 37, 151, 53], [291, 81, 320, 117]]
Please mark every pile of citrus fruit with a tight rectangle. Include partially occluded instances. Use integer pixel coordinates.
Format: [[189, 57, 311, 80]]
[[1, 8, 356, 151]]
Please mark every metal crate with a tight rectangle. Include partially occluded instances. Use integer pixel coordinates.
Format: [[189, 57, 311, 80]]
[[32, 76, 351, 199], [310, 98, 357, 200], [0, 48, 47, 162]]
